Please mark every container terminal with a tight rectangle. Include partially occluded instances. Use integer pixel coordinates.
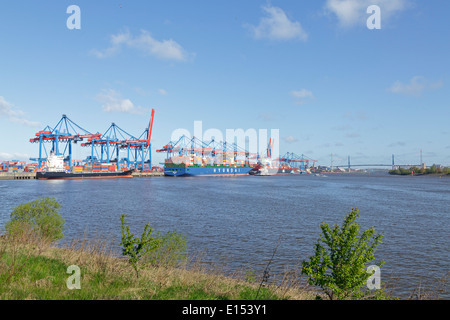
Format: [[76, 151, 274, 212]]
[[1, 109, 317, 179], [156, 136, 317, 177]]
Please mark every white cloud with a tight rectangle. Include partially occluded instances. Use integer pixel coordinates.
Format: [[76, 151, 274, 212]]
[[388, 141, 406, 147], [92, 29, 191, 61], [0, 96, 40, 127], [158, 89, 167, 95], [258, 112, 277, 121], [325, 0, 409, 27], [291, 88, 314, 105], [344, 111, 368, 120], [0, 96, 23, 117], [332, 125, 352, 131], [345, 132, 360, 138], [283, 136, 298, 143], [134, 87, 151, 96], [291, 88, 314, 99], [96, 89, 148, 114], [0, 152, 31, 161], [248, 5, 308, 41], [10, 118, 41, 127], [389, 76, 443, 96]]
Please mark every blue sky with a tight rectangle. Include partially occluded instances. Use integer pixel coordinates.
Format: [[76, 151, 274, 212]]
[[0, 0, 449, 167]]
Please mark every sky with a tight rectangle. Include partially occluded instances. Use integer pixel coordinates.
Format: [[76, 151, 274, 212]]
[[0, 0, 449, 167]]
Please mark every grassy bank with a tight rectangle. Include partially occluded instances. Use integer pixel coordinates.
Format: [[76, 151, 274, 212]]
[[0, 234, 316, 300], [1, 234, 447, 300]]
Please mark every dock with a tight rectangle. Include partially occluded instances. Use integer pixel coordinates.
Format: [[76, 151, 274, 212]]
[[0, 172, 36, 180], [132, 171, 164, 177], [0, 172, 164, 180]]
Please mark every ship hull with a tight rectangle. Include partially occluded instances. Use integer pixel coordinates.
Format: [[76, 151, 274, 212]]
[[164, 166, 252, 176], [36, 170, 134, 180]]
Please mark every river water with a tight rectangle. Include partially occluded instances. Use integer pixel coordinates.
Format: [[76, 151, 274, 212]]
[[0, 172, 448, 299]]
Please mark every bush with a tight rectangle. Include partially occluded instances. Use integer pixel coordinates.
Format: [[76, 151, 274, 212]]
[[426, 165, 437, 174], [301, 207, 385, 300], [143, 229, 187, 268], [120, 214, 160, 278], [5, 197, 64, 242], [399, 168, 412, 175], [120, 215, 188, 277]]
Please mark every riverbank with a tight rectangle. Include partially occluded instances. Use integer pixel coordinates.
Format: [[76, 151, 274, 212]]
[[389, 166, 450, 176], [0, 236, 316, 300], [388, 172, 450, 177], [2, 235, 447, 300]]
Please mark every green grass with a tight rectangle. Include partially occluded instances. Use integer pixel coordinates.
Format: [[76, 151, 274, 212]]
[[1, 237, 446, 300], [0, 238, 316, 300]]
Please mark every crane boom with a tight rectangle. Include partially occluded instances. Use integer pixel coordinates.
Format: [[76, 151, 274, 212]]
[[146, 108, 155, 147]]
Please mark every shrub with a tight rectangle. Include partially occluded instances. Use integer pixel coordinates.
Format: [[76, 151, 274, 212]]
[[143, 229, 187, 268], [426, 165, 437, 174], [119, 214, 160, 278], [5, 197, 64, 242], [301, 207, 385, 300], [399, 168, 412, 175], [120, 214, 189, 276]]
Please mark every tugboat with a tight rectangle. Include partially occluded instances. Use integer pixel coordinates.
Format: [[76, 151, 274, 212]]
[[249, 158, 275, 176], [36, 152, 133, 179], [248, 159, 298, 176]]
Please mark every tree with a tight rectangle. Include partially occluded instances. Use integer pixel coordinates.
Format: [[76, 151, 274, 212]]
[[301, 208, 384, 300], [427, 165, 437, 174], [5, 197, 64, 242]]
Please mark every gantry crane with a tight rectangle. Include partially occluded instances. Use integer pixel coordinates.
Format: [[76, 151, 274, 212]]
[[277, 152, 317, 172], [156, 135, 257, 167], [30, 109, 156, 172], [29, 114, 101, 169]]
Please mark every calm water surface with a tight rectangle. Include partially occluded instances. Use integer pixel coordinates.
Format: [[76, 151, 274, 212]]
[[1, 172, 448, 298]]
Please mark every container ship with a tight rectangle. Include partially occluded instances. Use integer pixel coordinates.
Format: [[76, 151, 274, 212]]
[[163, 154, 252, 176], [157, 135, 258, 177], [36, 152, 133, 179]]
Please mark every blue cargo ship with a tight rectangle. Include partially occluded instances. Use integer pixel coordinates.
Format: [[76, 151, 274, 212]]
[[157, 136, 257, 177], [164, 165, 252, 176]]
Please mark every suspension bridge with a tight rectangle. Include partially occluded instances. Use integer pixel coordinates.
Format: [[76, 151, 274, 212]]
[[331, 154, 422, 170]]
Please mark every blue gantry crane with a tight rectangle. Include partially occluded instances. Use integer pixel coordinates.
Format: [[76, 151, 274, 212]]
[[30, 109, 155, 172], [156, 134, 256, 167], [29, 114, 101, 169], [278, 152, 317, 172]]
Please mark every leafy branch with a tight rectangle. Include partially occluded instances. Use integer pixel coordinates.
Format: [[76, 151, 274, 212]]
[[120, 214, 160, 278]]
